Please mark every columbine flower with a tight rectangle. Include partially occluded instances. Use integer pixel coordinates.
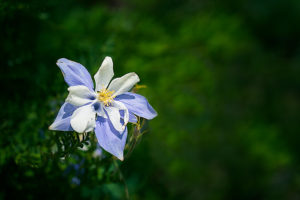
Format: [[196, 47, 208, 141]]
[[49, 57, 157, 160]]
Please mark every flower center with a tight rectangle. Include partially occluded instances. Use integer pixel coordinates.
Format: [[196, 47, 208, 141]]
[[97, 88, 115, 106]]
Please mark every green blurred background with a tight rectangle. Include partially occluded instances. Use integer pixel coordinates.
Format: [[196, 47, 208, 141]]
[[1, 0, 300, 199]]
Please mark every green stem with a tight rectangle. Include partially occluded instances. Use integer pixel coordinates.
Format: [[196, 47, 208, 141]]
[[113, 160, 129, 200]]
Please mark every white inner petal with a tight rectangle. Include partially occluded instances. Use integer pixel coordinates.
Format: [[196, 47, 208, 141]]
[[93, 102, 107, 118], [94, 56, 114, 92], [113, 101, 129, 128], [66, 85, 96, 106], [70, 104, 96, 133], [104, 106, 124, 132], [108, 72, 140, 97]]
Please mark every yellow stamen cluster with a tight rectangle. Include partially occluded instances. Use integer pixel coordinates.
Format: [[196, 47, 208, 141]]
[[97, 88, 115, 106]]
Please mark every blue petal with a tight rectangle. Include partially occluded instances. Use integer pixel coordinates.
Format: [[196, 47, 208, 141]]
[[115, 92, 157, 120], [57, 58, 94, 91], [129, 112, 137, 123], [49, 102, 77, 131], [95, 116, 128, 160], [120, 110, 137, 123]]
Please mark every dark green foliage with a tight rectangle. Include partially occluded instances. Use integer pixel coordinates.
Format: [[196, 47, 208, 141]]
[[0, 0, 299, 199]]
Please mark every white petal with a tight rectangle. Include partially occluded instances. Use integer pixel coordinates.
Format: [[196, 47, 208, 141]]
[[70, 104, 96, 133], [93, 102, 107, 118], [94, 56, 114, 92], [113, 101, 129, 128], [108, 72, 140, 96], [66, 85, 96, 106], [104, 106, 124, 132]]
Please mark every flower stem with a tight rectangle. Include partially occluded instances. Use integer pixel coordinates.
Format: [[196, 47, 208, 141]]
[[113, 159, 129, 200]]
